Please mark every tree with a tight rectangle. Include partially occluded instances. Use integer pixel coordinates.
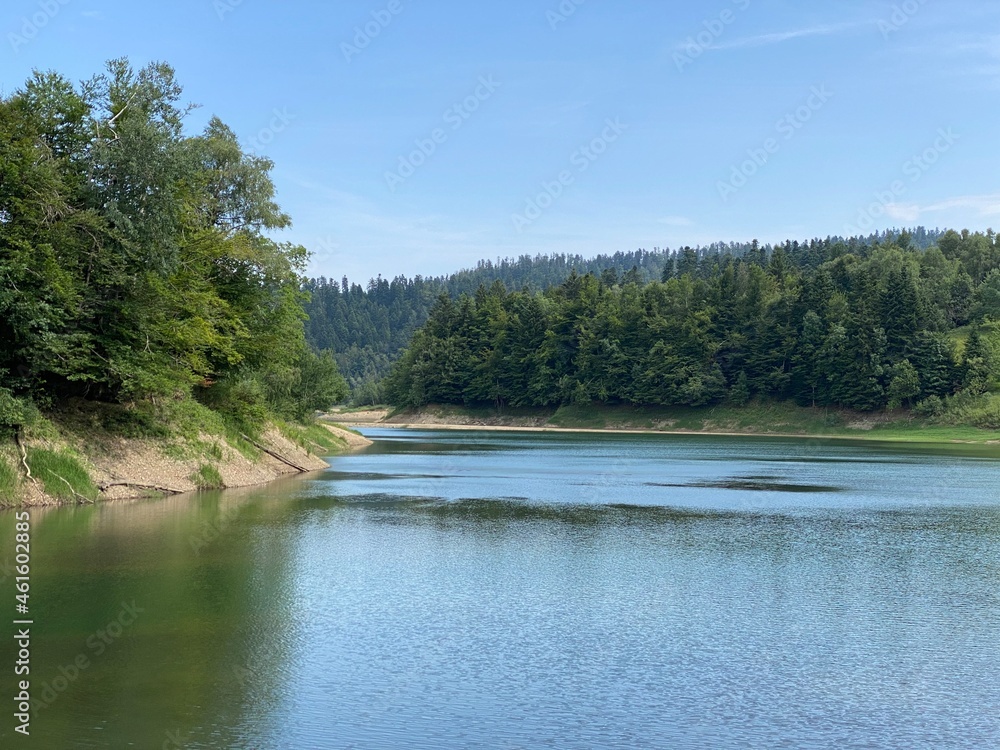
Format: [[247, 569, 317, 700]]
[[887, 360, 920, 409], [0, 60, 347, 424]]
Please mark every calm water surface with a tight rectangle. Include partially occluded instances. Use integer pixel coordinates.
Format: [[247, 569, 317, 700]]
[[3, 428, 1000, 749]]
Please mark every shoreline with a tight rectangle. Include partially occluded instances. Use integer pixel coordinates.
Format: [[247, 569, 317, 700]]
[[362, 421, 999, 444], [3, 422, 372, 509]]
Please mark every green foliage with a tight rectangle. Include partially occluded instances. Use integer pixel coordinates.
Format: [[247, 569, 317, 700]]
[[278, 421, 347, 456], [913, 395, 946, 418], [307, 230, 947, 399], [974, 269, 1000, 321], [0, 60, 347, 429], [386, 231, 1000, 413], [887, 360, 921, 409], [730, 371, 751, 406], [26, 448, 98, 502], [0, 388, 31, 434], [199, 377, 270, 435], [190, 464, 225, 490], [928, 392, 1000, 430], [0, 453, 20, 506]]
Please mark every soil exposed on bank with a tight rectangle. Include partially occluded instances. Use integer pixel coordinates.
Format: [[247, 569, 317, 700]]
[[8, 423, 371, 507]]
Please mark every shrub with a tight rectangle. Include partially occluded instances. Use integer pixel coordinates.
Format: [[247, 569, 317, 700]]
[[198, 377, 270, 435], [190, 464, 225, 490], [913, 395, 946, 418]]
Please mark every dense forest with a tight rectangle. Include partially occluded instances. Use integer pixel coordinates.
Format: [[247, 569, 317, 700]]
[[384, 230, 1000, 422], [0, 60, 346, 433], [305, 228, 945, 402]]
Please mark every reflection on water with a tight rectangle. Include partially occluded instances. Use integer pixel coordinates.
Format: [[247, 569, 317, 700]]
[[2, 428, 1000, 749]]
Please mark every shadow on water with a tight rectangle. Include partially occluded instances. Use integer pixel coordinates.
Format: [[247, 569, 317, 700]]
[[647, 477, 844, 493], [0, 477, 318, 749]]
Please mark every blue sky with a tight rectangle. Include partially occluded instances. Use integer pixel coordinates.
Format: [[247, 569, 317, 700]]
[[4, 0, 1000, 282]]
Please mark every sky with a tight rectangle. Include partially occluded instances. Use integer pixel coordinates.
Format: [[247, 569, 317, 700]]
[[4, 0, 1000, 283]]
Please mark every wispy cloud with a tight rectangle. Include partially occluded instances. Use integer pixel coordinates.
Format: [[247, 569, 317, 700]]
[[924, 193, 1000, 216], [658, 216, 693, 227], [885, 203, 921, 222], [886, 193, 1000, 223], [712, 21, 864, 50]]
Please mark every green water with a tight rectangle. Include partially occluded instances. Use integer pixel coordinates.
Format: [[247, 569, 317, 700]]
[[2, 428, 1000, 748]]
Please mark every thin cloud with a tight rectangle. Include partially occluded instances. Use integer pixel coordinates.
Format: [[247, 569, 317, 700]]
[[712, 22, 864, 50], [924, 193, 1000, 216], [887, 193, 1000, 223], [885, 203, 921, 222], [658, 216, 693, 227]]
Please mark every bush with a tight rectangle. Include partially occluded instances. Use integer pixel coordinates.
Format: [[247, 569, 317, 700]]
[[198, 377, 270, 435], [190, 464, 225, 489], [913, 395, 946, 418], [0, 389, 39, 434]]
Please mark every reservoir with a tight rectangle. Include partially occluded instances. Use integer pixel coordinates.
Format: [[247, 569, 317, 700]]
[[3, 428, 1000, 748]]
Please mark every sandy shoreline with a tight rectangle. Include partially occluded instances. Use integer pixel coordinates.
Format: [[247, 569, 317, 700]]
[[348, 420, 1000, 446], [7, 423, 372, 508]]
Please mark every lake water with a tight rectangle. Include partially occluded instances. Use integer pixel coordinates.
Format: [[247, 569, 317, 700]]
[[3, 428, 1000, 749]]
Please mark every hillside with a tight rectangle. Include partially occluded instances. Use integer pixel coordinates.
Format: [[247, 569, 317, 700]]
[[383, 230, 1000, 425], [305, 228, 946, 402]]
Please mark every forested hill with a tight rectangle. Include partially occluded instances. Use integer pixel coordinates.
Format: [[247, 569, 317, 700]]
[[304, 228, 945, 401], [383, 230, 1000, 421]]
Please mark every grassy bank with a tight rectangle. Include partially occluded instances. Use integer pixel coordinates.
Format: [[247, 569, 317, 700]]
[[0, 398, 368, 508], [387, 399, 1000, 444]]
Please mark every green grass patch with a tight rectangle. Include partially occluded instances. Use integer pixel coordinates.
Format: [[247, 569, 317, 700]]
[[549, 403, 613, 429], [397, 400, 1000, 444], [190, 464, 225, 490], [277, 420, 348, 456], [0, 452, 21, 506], [26, 448, 98, 502]]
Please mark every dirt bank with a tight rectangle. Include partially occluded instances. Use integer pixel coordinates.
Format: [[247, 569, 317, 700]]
[[9, 423, 372, 507]]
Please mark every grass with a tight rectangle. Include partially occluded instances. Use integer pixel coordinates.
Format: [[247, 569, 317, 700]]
[[398, 399, 1000, 445], [26, 447, 98, 502], [0, 452, 21, 506], [277, 420, 348, 456], [547, 401, 846, 434], [190, 464, 225, 490]]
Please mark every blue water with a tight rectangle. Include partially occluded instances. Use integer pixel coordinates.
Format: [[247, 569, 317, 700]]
[[3, 428, 1000, 748]]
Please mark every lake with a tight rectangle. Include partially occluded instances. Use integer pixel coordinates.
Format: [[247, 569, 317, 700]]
[[3, 428, 1000, 749]]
